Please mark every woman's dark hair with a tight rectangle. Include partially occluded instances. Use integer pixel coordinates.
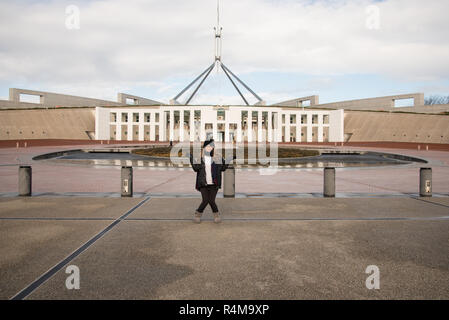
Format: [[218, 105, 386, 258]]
[[203, 138, 215, 157], [203, 144, 214, 157]]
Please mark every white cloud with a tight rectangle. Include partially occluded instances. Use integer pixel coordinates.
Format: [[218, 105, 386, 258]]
[[0, 0, 448, 102]]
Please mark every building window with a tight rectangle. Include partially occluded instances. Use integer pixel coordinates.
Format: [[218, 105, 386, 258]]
[[110, 113, 117, 122], [241, 111, 248, 129], [155, 113, 160, 122], [121, 113, 128, 122], [282, 114, 285, 124], [174, 110, 180, 125], [184, 110, 190, 125], [252, 111, 258, 122], [165, 111, 170, 126], [312, 115, 318, 124], [133, 113, 139, 122], [323, 115, 329, 124], [262, 111, 268, 129], [290, 114, 296, 124], [217, 109, 225, 121], [301, 115, 307, 124], [144, 113, 151, 122]]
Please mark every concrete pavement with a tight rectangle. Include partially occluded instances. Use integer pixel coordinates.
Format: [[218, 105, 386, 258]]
[[0, 196, 448, 300]]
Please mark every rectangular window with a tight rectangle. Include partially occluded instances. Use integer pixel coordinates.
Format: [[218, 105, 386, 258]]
[[323, 115, 329, 124], [262, 111, 268, 129], [241, 111, 248, 129], [301, 115, 307, 124], [155, 113, 160, 122], [290, 114, 296, 124], [394, 98, 414, 107], [184, 110, 190, 125], [312, 115, 318, 124], [252, 111, 258, 122], [121, 113, 128, 122], [144, 113, 151, 123], [110, 113, 117, 122], [165, 111, 170, 126], [217, 109, 225, 121], [19, 94, 41, 104], [133, 113, 139, 122], [126, 98, 136, 105]]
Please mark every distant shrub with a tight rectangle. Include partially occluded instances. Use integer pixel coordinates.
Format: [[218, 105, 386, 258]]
[[425, 95, 449, 105]]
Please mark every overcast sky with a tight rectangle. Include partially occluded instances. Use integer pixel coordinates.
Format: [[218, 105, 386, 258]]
[[0, 0, 448, 105]]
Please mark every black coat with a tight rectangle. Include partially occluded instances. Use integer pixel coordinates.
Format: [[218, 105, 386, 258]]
[[189, 154, 230, 191]]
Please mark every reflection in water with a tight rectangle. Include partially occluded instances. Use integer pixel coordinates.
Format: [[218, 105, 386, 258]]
[[44, 158, 409, 169], [38, 151, 416, 169]]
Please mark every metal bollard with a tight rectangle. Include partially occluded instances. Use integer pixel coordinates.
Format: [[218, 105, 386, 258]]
[[223, 166, 235, 198], [419, 168, 432, 197], [19, 166, 32, 196], [121, 166, 133, 197], [323, 167, 335, 197]]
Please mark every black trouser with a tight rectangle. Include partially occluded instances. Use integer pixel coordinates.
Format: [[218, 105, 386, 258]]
[[197, 184, 219, 213]]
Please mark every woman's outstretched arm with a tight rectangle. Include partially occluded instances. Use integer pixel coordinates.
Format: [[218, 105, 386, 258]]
[[189, 153, 201, 172], [220, 155, 236, 171]]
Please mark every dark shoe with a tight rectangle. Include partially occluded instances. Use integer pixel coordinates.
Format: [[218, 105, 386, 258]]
[[194, 210, 202, 224], [213, 211, 221, 223]]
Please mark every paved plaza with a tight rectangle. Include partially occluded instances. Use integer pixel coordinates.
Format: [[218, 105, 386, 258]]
[[0, 143, 448, 299]]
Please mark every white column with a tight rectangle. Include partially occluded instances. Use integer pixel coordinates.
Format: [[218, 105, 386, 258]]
[[307, 113, 313, 142], [296, 113, 301, 142], [179, 109, 184, 142], [247, 110, 252, 142], [189, 110, 195, 142], [200, 110, 205, 141], [169, 110, 174, 141], [225, 118, 230, 143], [138, 111, 144, 141], [116, 123, 121, 141], [127, 112, 132, 141], [268, 111, 272, 142], [237, 120, 242, 143], [116, 113, 122, 141], [257, 110, 262, 142], [318, 113, 323, 143], [212, 121, 217, 141], [160, 112, 165, 141], [150, 119, 155, 141], [285, 112, 291, 142]]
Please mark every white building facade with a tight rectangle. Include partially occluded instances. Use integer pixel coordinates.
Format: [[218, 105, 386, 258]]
[[95, 106, 344, 143]]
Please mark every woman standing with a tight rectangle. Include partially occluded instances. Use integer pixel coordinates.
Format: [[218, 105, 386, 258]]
[[189, 139, 233, 223]]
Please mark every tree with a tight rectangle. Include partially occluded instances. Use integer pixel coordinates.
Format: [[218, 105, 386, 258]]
[[425, 95, 449, 105]]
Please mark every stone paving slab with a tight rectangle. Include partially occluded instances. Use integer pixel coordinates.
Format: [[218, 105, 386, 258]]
[[128, 197, 449, 220], [0, 220, 110, 299], [420, 197, 449, 207], [0, 197, 141, 219], [27, 219, 449, 300]]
